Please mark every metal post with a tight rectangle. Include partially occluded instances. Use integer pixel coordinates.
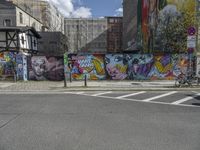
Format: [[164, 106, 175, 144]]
[[84, 74, 87, 87], [70, 72, 72, 83], [64, 74, 67, 87]]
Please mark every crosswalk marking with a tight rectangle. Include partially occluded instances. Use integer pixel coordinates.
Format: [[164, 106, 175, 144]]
[[116, 91, 146, 99], [172, 93, 200, 105], [143, 91, 177, 102], [91, 91, 112, 96]]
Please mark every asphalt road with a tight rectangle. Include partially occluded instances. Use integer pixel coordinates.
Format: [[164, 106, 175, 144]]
[[0, 92, 200, 150]]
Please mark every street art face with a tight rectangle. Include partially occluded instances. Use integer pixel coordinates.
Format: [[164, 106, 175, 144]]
[[125, 54, 154, 80], [29, 56, 64, 81], [139, 0, 195, 52], [105, 54, 127, 80], [69, 54, 106, 80]]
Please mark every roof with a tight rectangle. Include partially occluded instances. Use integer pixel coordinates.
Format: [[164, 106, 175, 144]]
[[0, 26, 41, 38]]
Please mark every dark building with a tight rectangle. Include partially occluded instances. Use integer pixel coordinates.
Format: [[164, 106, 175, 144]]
[[38, 32, 68, 56], [106, 17, 123, 53], [123, 0, 138, 51]]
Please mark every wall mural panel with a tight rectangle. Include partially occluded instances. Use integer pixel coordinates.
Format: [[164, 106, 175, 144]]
[[28, 56, 64, 81], [105, 54, 128, 80], [16, 54, 23, 80], [0, 52, 15, 80], [125, 54, 154, 80], [149, 54, 173, 80], [69, 54, 106, 80]]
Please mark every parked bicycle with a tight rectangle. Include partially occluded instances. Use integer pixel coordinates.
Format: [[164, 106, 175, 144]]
[[175, 73, 200, 87], [175, 74, 192, 87]]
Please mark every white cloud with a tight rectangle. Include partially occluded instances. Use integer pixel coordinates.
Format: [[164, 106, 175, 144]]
[[115, 7, 123, 16], [47, 0, 92, 18], [71, 7, 92, 18]]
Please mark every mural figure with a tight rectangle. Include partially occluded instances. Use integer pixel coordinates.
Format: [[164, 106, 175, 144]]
[[29, 56, 64, 81], [125, 54, 154, 80], [105, 54, 127, 80], [29, 56, 47, 80]]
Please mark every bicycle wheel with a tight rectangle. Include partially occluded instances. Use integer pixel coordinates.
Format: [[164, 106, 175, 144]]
[[175, 79, 181, 87]]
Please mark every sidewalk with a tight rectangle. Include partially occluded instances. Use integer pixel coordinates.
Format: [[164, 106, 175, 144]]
[[0, 80, 200, 92]]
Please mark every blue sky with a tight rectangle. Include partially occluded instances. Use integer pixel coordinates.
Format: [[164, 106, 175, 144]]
[[49, 0, 123, 18], [78, 0, 123, 17]]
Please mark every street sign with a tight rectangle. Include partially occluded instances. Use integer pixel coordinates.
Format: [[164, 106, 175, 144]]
[[187, 35, 196, 48], [187, 26, 196, 36]]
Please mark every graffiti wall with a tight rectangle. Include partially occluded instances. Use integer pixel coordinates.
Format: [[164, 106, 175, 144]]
[[105, 54, 128, 80], [25, 53, 192, 81], [16, 54, 24, 80], [125, 54, 154, 80], [28, 56, 64, 81], [68, 54, 106, 80], [139, 0, 195, 53], [150, 54, 173, 80], [0, 52, 16, 80]]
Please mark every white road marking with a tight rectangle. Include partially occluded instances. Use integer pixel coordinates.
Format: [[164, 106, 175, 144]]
[[116, 91, 146, 99], [172, 93, 200, 105], [142, 91, 177, 102], [95, 95, 200, 108], [91, 91, 112, 96], [76, 92, 85, 94]]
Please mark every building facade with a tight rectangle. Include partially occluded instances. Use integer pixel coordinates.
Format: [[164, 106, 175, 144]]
[[64, 18, 107, 54], [122, 0, 138, 52], [7, 0, 64, 33], [0, 0, 43, 31], [106, 17, 123, 53], [38, 32, 68, 56]]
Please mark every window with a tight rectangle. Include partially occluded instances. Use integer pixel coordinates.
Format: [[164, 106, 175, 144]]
[[4, 19, 11, 27], [21, 36, 25, 45], [19, 12, 23, 24]]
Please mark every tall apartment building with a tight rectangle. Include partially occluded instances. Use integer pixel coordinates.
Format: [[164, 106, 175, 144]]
[[7, 0, 64, 33], [106, 17, 123, 53], [123, 0, 138, 51], [0, 0, 43, 31], [64, 18, 107, 54]]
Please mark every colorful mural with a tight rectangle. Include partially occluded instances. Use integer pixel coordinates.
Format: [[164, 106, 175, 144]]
[[149, 54, 173, 79], [16, 54, 23, 80], [69, 54, 106, 80], [28, 56, 64, 81], [125, 54, 154, 80], [139, 0, 195, 53], [105, 54, 128, 80], [0, 52, 16, 80]]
